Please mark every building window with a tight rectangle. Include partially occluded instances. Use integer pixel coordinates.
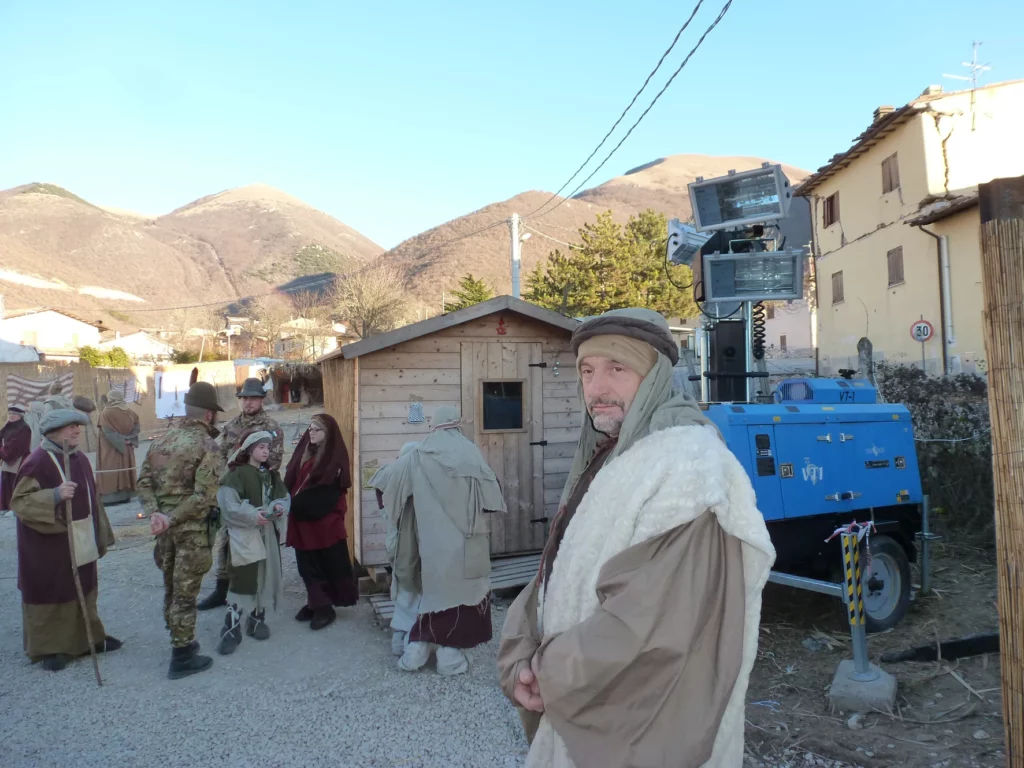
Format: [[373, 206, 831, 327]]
[[481, 380, 525, 431], [780, 335, 788, 352], [766, 305, 776, 320], [823, 192, 840, 228], [832, 271, 845, 305], [887, 246, 905, 286], [882, 153, 901, 194]]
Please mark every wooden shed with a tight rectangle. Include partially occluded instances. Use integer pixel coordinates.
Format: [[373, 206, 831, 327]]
[[320, 296, 582, 568]]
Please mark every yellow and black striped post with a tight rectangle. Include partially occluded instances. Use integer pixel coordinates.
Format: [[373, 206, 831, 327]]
[[841, 531, 876, 680]]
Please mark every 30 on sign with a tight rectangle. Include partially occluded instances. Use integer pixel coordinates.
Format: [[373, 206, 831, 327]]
[[910, 320, 935, 342]]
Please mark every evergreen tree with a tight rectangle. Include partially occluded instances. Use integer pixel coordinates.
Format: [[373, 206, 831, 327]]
[[525, 209, 697, 319], [447, 273, 495, 312]]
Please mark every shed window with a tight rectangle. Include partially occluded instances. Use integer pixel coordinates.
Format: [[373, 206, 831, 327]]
[[887, 246, 905, 286], [481, 380, 524, 431], [882, 153, 901, 194], [823, 192, 840, 228], [832, 271, 845, 305]]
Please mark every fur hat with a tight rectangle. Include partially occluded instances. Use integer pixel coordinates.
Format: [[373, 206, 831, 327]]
[[40, 408, 90, 435]]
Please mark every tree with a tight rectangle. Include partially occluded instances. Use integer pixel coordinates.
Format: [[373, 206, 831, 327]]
[[249, 293, 294, 357], [106, 347, 132, 368], [288, 290, 336, 361], [525, 209, 697, 319], [330, 265, 409, 339], [78, 346, 108, 367], [447, 274, 495, 312]]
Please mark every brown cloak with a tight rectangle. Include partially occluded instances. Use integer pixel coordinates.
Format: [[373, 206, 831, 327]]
[[97, 405, 140, 496]]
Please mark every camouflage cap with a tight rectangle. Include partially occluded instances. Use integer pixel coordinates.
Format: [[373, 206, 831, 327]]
[[184, 381, 224, 412]]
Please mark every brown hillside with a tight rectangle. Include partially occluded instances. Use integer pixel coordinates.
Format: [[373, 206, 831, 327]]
[[156, 184, 383, 295], [385, 155, 809, 305], [0, 186, 237, 330], [0, 183, 383, 329]]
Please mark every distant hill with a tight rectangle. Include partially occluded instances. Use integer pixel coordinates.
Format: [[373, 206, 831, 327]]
[[0, 182, 382, 329], [384, 154, 810, 305]]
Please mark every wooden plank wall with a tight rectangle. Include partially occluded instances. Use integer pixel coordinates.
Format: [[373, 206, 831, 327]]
[[321, 356, 359, 565], [351, 310, 580, 563], [542, 348, 581, 517]]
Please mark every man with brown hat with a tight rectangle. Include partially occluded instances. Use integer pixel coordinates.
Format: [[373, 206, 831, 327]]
[[198, 377, 283, 611], [497, 308, 776, 767], [137, 381, 227, 679]]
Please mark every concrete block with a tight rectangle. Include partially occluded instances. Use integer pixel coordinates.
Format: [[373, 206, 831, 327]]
[[828, 660, 897, 712]]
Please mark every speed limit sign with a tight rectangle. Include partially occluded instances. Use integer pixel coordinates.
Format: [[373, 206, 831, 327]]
[[910, 319, 934, 343]]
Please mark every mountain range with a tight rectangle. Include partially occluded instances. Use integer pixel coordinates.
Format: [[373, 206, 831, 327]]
[[0, 155, 808, 329]]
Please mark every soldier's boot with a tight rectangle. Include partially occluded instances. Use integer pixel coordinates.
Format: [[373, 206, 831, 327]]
[[197, 578, 229, 611], [246, 609, 271, 641], [217, 605, 243, 655], [168, 644, 213, 680]]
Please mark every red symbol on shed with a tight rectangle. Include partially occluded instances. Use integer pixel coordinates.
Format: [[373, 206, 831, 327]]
[[497, 318, 507, 336]]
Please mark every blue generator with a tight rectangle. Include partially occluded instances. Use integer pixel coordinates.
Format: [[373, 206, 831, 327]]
[[705, 377, 924, 631]]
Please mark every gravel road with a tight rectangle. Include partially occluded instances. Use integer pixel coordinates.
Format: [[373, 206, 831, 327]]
[[0, 499, 528, 768]]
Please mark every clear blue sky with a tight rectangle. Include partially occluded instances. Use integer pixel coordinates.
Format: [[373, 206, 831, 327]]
[[1, 0, 1021, 249]]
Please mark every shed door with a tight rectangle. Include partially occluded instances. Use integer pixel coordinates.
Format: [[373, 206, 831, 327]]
[[461, 341, 545, 556]]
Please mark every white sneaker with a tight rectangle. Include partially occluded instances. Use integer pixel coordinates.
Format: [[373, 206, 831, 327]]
[[435, 646, 469, 676], [391, 631, 407, 657], [398, 641, 436, 672]]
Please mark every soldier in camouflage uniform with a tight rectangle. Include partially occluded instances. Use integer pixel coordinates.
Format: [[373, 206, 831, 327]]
[[136, 382, 226, 679], [198, 377, 283, 611]]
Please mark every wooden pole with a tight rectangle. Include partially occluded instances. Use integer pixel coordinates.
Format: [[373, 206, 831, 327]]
[[978, 176, 1024, 765], [62, 439, 103, 687]]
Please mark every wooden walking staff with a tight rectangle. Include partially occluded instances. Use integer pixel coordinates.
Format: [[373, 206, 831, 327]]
[[62, 439, 103, 687]]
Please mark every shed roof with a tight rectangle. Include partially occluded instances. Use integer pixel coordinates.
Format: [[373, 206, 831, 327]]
[[794, 80, 1024, 198], [319, 295, 579, 361]]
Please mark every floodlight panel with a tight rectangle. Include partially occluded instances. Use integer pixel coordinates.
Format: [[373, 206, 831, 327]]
[[667, 218, 712, 266], [702, 250, 806, 303], [688, 165, 793, 232]]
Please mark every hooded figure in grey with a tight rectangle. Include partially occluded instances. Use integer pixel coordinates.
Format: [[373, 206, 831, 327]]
[[380, 405, 507, 676]]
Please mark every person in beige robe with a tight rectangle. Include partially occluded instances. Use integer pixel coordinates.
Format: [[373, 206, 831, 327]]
[[497, 308, 776, 768], [97, 389, 140, 505]]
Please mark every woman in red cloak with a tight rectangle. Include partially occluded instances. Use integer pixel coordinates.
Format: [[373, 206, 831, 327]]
[[284, 413, 358, 630]]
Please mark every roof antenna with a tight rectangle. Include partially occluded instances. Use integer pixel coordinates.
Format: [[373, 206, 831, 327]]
[[943, 41, 991, 131]]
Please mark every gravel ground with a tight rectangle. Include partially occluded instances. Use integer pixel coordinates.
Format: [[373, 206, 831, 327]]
[[0, 499, 529, 768]]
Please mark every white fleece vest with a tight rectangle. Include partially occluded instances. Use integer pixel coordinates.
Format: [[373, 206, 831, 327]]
[[529, 424, 776, 768]]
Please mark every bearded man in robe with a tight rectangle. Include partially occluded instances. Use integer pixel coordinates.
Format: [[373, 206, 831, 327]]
[[497, 308, 776, 768], [96, 389, 141, 505], [379, 405, 506, 676], [11, 409, 121, 672]]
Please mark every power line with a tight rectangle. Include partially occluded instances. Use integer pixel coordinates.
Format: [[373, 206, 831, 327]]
[[521, 223, 580, 250], [535, 0, 734, 221], [526, 0, 707, 220]]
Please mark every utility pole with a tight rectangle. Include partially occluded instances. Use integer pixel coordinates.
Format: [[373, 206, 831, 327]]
[[978, 175, 1024, 767], [509, 213, 521, 299]]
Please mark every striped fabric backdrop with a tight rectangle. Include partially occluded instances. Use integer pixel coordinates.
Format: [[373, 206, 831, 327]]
[[5, 371, 75, 409]]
